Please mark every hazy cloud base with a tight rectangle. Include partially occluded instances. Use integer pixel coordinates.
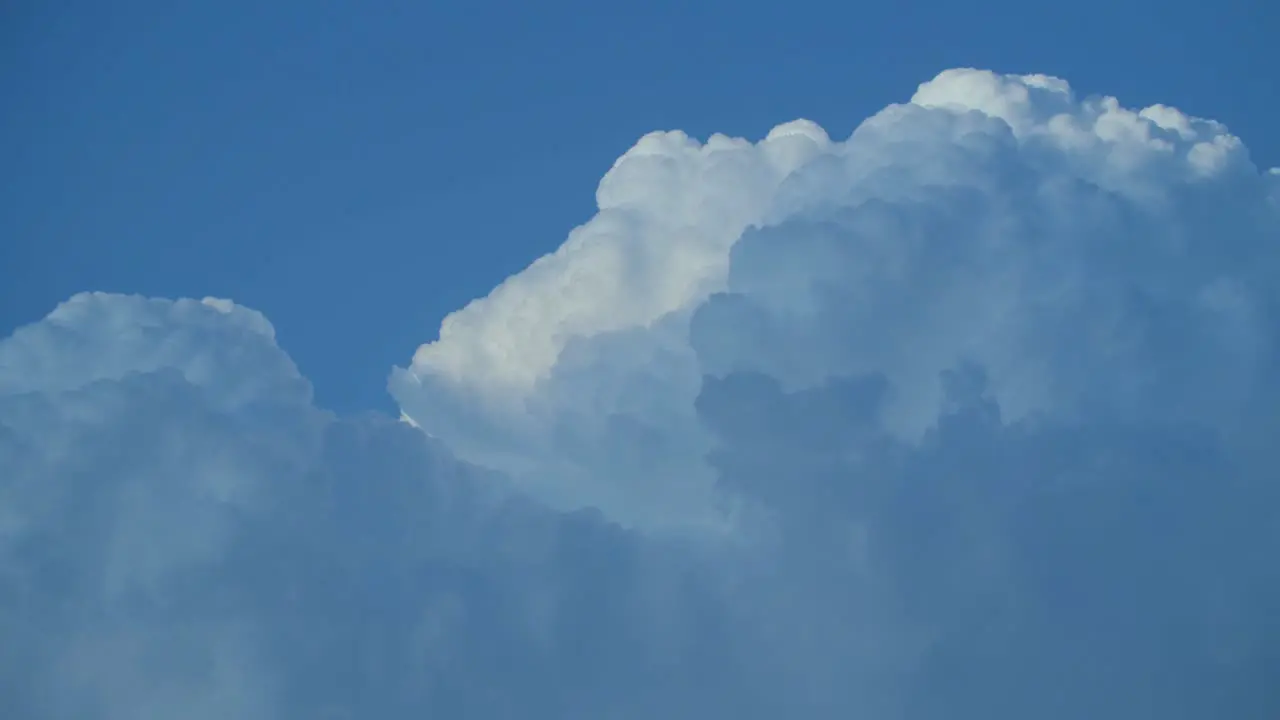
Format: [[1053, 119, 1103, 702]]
[[3, 69, 1279, 718]]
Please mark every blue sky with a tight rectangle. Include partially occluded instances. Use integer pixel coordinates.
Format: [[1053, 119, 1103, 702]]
[[4, 0, 1274, 413]]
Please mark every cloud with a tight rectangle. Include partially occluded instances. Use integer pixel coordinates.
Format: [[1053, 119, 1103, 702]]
[[392, 67, 1279, 528], [3, 68, 1279, 718], [0, 293, 768, 719], [0, 292, 308, 411]]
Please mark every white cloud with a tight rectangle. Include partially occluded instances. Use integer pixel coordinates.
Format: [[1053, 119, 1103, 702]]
[[400, 124, 829, 401], [0, 292, 306, 411], [391, 67, 1278, 528], [4, 68, 1280, 719]]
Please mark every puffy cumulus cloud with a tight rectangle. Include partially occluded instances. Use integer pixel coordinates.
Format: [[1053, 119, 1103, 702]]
[[5, 67, 1280, 719], [0, 292, 307, 411], [392, 121, 834, 528], [0, 292, 766, 719], [390, 66, 1276, 713], [393, 67, 1279, 529]]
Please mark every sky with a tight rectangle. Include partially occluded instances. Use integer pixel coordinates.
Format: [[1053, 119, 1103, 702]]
[[3, 2, 1280, 719], [3, 0, 1276, 413]]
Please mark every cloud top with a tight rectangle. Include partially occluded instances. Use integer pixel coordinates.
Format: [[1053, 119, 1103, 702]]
[[391, 67, 1278, 527], [0, 292, 307, 411]]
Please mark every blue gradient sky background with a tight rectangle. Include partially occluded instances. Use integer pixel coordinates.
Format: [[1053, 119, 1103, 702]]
[[4, 0, 1274, 413]]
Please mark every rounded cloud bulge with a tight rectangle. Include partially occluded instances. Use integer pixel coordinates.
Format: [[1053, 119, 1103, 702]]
[[391, 67, 1280, 530], [0, 291, 309, 411]]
